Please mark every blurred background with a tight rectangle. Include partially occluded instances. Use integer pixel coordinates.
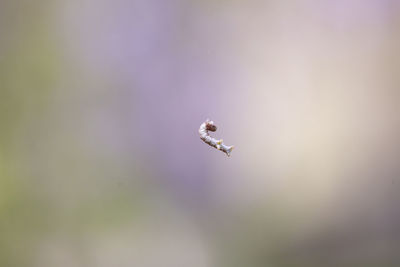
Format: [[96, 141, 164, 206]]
[[1, 0, 400, 266]]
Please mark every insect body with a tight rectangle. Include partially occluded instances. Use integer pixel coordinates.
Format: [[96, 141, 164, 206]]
[[199, 119, 234, 156]]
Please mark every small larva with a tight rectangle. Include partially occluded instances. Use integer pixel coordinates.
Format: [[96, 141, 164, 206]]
[[199, 119, 234, 156]]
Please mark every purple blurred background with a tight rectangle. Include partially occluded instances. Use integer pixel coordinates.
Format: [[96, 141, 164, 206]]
[[1, 0, 400, 266]]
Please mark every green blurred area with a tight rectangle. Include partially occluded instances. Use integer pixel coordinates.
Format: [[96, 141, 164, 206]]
[[0, 1, 56, 265], [0, 2, 144, 266]]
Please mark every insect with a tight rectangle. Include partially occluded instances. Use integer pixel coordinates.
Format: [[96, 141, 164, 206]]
[[199, 119, 234, 156]]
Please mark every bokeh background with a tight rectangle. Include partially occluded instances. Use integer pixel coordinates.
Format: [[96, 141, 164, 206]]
[[1, 0, 400, 266]]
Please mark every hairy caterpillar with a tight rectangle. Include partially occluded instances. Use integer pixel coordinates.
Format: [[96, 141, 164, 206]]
[[199, 119, 234, 156]]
